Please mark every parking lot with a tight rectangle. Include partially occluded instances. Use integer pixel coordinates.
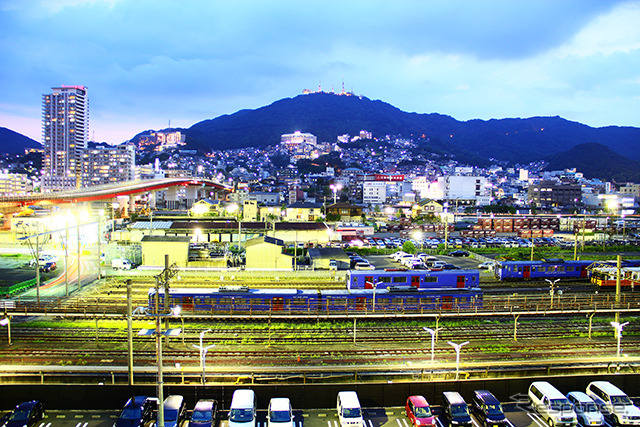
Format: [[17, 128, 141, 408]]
[[13, 403, 623, 427]]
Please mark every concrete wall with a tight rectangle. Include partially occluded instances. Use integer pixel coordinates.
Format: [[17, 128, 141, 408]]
[[0, 374, 638, 411]]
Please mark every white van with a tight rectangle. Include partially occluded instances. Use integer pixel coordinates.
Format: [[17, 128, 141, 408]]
[[528, 381, 577, 427], [337, 391, 364, 427], [112, 258, 134, 270], [586, 381, 640, 426], [267, 397, 293, 427], [229, 389, 256, 427]]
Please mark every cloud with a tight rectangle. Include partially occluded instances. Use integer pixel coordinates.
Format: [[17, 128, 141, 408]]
[[0, 0, 639, 144]]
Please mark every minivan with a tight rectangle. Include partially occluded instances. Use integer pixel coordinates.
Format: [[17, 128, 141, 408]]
[[472, 390, 507, 427], [586, 381, 640, 426], [229, 389, 257, 427], [528, 381, 577, 427], [337, 391, 364, 427], [161, 395, 187, 427], [441, 392, 472, 427], [566, 392, 603, 427], [267, 397, 293, 427]]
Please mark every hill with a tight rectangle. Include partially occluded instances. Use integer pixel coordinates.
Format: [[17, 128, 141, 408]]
[[185, 93, 640, 163], [0, 127, 40, 153], [544, 143, 640, 183]]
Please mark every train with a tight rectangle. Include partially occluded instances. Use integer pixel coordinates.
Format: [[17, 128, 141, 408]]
[[147, 285, 484, 314], [494, 258, 640, 282], [346, 269, 479, 290], [494, 259, 593, 281], [590, 266, 640, 288]]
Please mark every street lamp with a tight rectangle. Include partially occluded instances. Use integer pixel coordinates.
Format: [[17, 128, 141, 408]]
[[0, 317, 11, 346], [330, 183, 343, 204], [192, 329, 215, 385], [423, 327, 441, 363], [610, 321, 629, 358], [545, 279, 560, 308], [448, 340, 469, 380], [371, 281, 383, 312]]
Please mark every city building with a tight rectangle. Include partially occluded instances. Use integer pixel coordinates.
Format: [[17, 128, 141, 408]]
[[280, 131, 317, 162], [362, 181, 386, 204], [528, 180, 582, 207], [80, 144, 135, 187], [619, 183, 640, 201], [247, 191, 280, 206], [42, 85, 89, 190], [0, 172, 31, 196], [415, 175, 489, 205]]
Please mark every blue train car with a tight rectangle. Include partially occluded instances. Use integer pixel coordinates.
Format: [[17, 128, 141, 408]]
[[320, 287, 483, 312], [494, 259, 593, 280], [149, 286, 321, 313], [148, 285, 483, 313], [347, 269, 479, 290]]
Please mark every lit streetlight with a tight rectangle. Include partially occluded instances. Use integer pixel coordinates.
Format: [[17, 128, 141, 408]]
[[423, 326, 441, 363], [610, 321, 629, 358], [0, 317, 11, 346], [192, 329, 215, 385], [330, 183, 343, 204], [545, 279, 560, 308], [448, 340, 469, 380]]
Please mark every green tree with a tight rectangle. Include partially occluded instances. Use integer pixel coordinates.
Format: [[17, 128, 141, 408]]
[[402, 240, 416, 254]]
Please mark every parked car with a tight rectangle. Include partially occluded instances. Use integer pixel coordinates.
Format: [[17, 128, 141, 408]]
[[478, 261, 495, 270], [441, 392, 472, 427], [354, 262, 375, 270], [29, 254, 58, 266], [3, 401, 45, 427], [267, 397, 293, 427], [405, 395, 436, 427], [448, 250, 470, 257], [442, 263, 461, 270], [115, 396, 155, 427], [586, 381, 640, 427], [566, 392, 604, 427], [471, 390, 507, 427], [189, 399, 218, 427], [39, 261, 57, 273]]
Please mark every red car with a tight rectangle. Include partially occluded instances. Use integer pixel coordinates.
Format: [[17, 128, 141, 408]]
[[406, 395, 436, 427]]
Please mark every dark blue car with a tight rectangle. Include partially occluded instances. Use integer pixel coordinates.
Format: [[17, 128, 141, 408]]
[[189, 400, 218, 427], [115, 396, 155, 427], [2, 401, 45, 427]]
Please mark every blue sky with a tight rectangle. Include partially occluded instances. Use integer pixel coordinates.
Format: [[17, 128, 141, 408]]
[[1, 0, 640, 145]]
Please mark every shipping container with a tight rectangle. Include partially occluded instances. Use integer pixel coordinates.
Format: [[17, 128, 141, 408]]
[[518, 230, 532, 238]]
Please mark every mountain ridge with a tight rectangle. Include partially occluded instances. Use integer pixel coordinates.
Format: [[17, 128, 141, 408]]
[[183, 93, 640, 164], [0, 127, 41, 153]]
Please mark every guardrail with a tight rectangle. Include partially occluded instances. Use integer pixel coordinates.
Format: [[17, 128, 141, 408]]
[[2, 292, 640, 318]]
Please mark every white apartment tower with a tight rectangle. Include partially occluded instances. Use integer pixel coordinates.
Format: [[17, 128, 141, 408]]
[[42, 85, 89, 190]]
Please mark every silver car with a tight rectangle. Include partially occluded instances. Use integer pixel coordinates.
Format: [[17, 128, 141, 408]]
[[567, 392, 604, 427]]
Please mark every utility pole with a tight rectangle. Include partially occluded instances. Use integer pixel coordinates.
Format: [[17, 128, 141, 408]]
[[615, 255, 621, 324], [127, 279, 134, 385]]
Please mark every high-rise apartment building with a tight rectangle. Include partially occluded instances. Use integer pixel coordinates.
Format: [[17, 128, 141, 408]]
[[42, 85, 89, 190], [80, 144, 135, 187]]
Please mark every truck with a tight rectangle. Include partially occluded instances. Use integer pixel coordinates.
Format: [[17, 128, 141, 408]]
[[112, 258, 134, 270]]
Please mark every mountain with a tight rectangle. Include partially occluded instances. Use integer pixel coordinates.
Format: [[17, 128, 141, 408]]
[[544, 143, 640, 183], [0, 127, 41, 153], [184, 93, 640, 163]]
